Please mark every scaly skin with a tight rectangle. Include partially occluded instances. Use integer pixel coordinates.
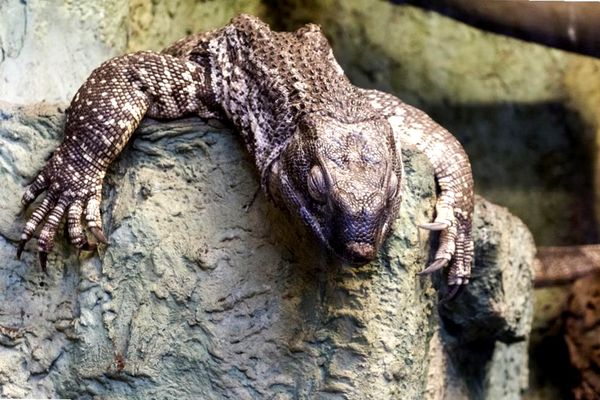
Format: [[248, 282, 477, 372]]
[[18, 15, 474, 294]]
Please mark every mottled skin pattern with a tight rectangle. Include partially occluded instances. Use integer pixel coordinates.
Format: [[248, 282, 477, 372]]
[[18, 15, 474, 293]]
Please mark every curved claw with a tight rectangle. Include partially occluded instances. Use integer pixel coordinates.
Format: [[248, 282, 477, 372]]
[[418, 222, 449, 231], [39, 252, 48, 274], [441, 284, 465, 302], [16, 240, 26, 260], [418, 258, 448, 276], [89, 226, 108, 244]]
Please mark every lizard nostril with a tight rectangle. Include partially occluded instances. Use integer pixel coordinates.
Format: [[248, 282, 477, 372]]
[[346, 241, 375, 263]]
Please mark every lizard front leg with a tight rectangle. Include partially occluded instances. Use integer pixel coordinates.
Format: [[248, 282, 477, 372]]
[[363, 90, 474, 296], [18, 51, 212, 269]]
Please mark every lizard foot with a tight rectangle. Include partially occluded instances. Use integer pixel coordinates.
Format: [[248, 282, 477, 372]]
[[18, 166, 107, 270], [418, 204, 473, 299]]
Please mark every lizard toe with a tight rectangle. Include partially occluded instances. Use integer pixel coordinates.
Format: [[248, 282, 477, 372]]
[[446, 217, 473, 286], [418, 222, 449, 231], [90, 226, 108, 244], [67, 200, 87, 248], [434, 223, 458, 262], [418, 258, 448, 275], [21, 172, 49, 208], [18, 193, 58, 258]]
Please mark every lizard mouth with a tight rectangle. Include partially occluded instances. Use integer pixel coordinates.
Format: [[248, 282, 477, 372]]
[[328, 214, 386, 266], [339, 241, 377, 265]]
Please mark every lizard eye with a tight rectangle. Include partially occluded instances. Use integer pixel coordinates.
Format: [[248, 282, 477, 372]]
[[308, 165, 327, 203], [387, 172, 399, 201]]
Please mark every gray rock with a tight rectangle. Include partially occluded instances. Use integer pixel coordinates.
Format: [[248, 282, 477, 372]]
[[0, 0, 266, 105], [440, 197, 534, 345], [0, 104, 533, 399], [424, 198, 534, 400], [0, 1, 127, 104]]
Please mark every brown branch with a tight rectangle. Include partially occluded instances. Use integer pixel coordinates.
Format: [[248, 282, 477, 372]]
[[534, 245, 600, 287], [394, 0, 600, 58]]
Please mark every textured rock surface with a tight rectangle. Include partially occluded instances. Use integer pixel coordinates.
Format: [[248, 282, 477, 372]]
[[0, 0, 127, 104], [127, 0, 267, 52], [440, 197, 534, 345], [0, 104, 533, 399], [0, 0, 265, 104], [430, 198, 534, 400]]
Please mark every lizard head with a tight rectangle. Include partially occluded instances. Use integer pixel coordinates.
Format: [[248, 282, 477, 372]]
[[269, 113, 402, 265]]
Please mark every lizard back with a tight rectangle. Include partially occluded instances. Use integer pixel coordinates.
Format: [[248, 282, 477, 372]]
[[165, 15, 379, 178]]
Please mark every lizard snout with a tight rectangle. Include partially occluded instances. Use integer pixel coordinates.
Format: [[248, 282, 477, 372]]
[[345, 241, 376, 264]]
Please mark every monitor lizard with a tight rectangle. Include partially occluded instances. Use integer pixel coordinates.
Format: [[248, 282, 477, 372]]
[[16, 15, 475, 297]]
